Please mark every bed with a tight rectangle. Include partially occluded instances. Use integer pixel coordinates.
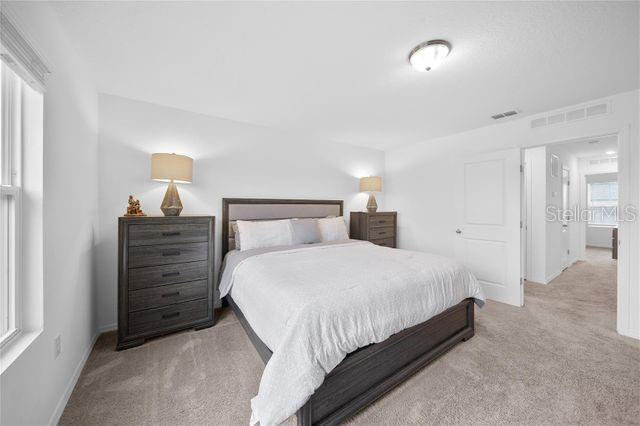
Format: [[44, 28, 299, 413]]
[[220, 198, 484, 425]]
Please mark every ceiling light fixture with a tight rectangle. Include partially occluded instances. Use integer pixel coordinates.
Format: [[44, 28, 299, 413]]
[[605, 150, 616, 155], [409, 40, 451, 72]]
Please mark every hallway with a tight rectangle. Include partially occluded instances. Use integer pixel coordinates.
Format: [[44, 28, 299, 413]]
[[526, 246, 617, 331]]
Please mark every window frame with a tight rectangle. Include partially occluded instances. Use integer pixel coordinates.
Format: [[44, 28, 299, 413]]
[[0, 62, 23, 348]]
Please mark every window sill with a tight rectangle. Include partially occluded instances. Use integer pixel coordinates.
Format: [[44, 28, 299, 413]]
[[0, 328, 42, 375]]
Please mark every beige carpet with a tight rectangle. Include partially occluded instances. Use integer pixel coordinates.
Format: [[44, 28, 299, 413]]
[[60, 248, 639, 425]]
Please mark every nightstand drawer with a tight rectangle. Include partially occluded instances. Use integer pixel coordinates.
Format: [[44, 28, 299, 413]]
[[128, 261, 208, 290], [369, 227, 394, 239], [128, 298, 209, 335], [128, 242, 208, 268], [129, 222, 209, 246], [370, 237, 395, 248], [129, 280, 209, 312], [369, 215, 395, 228]]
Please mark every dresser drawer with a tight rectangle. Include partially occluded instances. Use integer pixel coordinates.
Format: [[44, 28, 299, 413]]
[[128, 242, 209, 268], [128, 298, 209, 336], [369, 215, 395, 228], [129, 280, 208, 312], [370, 237, 395, 248], [129, 223, 209, 246], [128, 261, 208, 290], [369, 226, 395, 239]]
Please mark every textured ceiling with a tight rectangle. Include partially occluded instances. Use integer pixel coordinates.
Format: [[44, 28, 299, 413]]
[[50, 1, 639, 150]]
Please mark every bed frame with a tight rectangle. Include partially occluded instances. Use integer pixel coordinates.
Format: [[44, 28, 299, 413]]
[[221, 198, 475, 425]]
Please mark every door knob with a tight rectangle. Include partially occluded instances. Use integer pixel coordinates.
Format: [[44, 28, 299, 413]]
[[456, 229, 462, 234]]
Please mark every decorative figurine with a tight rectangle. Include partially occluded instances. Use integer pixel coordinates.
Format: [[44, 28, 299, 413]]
[[124, 195, 146, 216]]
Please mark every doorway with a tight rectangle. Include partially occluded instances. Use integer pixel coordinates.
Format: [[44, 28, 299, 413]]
[[522, 134, 622, 331]]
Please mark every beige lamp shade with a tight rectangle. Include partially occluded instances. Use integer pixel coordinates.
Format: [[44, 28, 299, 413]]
[[151, 153, 193, 184], [359, 176, 382, 192]]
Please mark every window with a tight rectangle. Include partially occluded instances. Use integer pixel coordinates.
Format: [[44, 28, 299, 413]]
[[0, 62, 22, 345], [587, 181, 618, 226]]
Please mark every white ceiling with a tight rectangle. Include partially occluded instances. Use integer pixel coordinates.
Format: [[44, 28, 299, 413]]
[[50, 1, 639, 150], [554, 135, 618, 159]]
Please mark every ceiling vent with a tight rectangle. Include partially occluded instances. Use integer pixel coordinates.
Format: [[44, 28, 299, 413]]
[[491, 110, 518, 120], [531, 117, 547, 128], [530, 102, 610, 129]]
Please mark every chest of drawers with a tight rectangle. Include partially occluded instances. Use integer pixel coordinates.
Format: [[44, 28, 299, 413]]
[[117, 216, 215, 350], [349, 211, 397, 248]]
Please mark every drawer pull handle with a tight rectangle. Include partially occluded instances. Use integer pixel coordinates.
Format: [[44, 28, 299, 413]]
[[162, 249, 181, 257], [162, 312, 180, 319], [162, 271, 180, 278], [162, 231, 181, 236], [378, 231, 386, 235], [161, 291, 180, 298]]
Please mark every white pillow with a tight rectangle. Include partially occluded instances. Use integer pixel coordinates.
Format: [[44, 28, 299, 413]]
[[236, 219, 294, 251], [290, 218, 321, 244], [317, 216, 349, 242]]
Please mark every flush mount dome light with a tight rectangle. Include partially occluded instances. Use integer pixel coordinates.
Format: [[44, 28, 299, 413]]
[[409, 40, 451, 72]]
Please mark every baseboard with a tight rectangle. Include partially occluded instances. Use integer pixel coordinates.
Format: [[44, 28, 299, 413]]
[[544, 268, 563, 284], [98, 322, 117, 333], [47, 331, 99, 426], [618, 326, 640, 340]]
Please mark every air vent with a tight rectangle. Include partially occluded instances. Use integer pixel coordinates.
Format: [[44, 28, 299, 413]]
[[491, 110, 519, 120], [531, 117, 547, 128], [548, 113, 565, 125], [586, 103, 608, 117], [566, 108, 586, 122], [530, 102, 610, 129]]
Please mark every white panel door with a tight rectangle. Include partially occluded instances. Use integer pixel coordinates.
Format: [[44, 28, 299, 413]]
[[454, 149, 522, 306]]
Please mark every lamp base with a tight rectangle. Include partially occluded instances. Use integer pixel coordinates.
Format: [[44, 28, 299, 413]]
[[161, 181, 183, 216], [366, 193, 378, 213]]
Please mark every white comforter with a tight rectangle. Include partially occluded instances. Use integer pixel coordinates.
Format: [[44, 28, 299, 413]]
[[221, 241, 484, 425]]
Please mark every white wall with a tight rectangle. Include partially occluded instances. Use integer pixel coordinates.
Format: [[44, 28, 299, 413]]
[[525, 145, 582, 284], [545, 146, 580, 282], [0, 2, 99, 425], [587, 226, 615, 248], [96, 94, 385, 330], [385, 90, 640, 339]]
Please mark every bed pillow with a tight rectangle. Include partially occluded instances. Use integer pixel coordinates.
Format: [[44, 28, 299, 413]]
[[317, 216, 349, 242], [236, 219, 294, 251], [231, 222, 241, 250], [290, 218, 321, 244]]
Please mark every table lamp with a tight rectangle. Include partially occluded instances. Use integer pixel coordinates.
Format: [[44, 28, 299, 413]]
[[360, 176, 382, 213], [151, 153, 193, 216]]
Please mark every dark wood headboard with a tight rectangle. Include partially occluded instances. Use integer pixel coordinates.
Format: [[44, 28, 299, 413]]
[[221, 198, 343, 257]]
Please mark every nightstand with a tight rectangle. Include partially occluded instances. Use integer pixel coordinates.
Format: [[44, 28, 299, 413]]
[[117, 216, 215, 350], [350, 212, 397, 248]]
